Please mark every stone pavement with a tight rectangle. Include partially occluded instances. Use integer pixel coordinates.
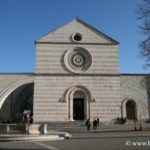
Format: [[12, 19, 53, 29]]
[[0, 122, 150, 142], [46, 122, 150, 139], [1, 123, 150, 150], [47, 121, 150, 133]]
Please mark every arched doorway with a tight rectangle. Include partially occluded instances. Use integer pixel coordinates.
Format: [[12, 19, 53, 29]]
[[126, 100, 137, 120], [66, 85, 91, 121], [73, 91, 85, 120]]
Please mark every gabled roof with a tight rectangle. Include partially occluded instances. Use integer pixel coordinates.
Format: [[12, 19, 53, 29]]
[[75, 18, 119, 44], [35, 18, 119, 45]]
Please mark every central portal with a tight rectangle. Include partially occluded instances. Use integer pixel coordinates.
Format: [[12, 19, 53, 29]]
[[73, 98, 84, 120], [67, 86, 91, 121]]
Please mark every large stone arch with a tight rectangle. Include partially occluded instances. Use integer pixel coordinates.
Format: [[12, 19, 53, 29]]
[[0, 78, 34, 123], [0, 78, 34, 109], [65, 85, 92, 121]]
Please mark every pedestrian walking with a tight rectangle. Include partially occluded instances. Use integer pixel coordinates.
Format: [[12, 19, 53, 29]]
[[85, 119, 91, 131], [93, 119, 97, 131]]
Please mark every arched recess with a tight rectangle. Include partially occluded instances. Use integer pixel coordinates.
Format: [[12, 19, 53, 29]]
[[65, 85, 92, 121], [126, 100, 137, 120], [121, 98, 137, 120], [0, 78, 34, 123]]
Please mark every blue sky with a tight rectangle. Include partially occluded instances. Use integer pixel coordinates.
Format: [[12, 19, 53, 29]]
[[0, 0, 147, 73]]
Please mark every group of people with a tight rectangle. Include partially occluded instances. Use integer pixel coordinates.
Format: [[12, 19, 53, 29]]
[[85, 118, 99, 131]]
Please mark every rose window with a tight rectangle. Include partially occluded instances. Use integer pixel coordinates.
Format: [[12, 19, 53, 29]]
[[72, 54, 85, 67], [64, 47, 92, 73]]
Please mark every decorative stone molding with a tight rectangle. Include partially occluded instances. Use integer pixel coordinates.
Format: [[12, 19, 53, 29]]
[[64, 85, 92, 120], [91, 98, 96, 102], [64, 47, 92, 73], [58, 97, 66, 103]]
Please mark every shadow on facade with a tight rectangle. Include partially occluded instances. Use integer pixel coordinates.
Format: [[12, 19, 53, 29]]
[[0, 83, 34, 123]]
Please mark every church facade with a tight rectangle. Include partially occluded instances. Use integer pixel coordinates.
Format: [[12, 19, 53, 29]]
[[0, 18, 149, 123]]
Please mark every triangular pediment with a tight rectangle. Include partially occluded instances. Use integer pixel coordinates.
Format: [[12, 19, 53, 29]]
[[36, 18, 119, 45]]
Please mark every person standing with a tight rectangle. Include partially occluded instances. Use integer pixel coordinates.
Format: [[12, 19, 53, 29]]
[[93, 119, 97, 131], [85, 119, 91, 131]]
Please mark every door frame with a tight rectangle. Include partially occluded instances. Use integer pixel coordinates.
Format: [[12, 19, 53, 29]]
[[66, 85, 91, 121]]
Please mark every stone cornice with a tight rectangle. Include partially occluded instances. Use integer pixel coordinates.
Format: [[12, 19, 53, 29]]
[[0, 73, 34, 75], [34, 73, 120, 76], [35, 41, 118, 46], [0, 73, 148, 76]]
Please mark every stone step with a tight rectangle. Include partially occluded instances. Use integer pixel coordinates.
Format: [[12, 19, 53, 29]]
[[47, 121, 86, 127]]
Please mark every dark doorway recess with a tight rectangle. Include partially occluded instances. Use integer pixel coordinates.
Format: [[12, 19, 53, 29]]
[[73, 98, 84, 120], [126, 100, 136, 120]]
